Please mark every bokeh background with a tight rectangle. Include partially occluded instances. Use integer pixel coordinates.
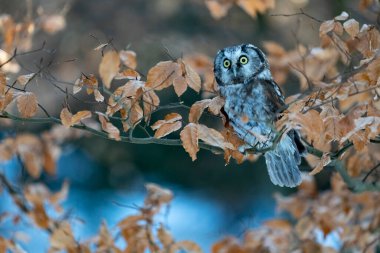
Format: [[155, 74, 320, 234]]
[[0, 0, 376, 251]]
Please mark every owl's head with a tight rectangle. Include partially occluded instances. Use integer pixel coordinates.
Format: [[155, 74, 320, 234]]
[[213, 44, 271, 86]]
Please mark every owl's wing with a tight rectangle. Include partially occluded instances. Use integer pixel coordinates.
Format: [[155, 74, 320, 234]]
[[262, 79, 286, 114]]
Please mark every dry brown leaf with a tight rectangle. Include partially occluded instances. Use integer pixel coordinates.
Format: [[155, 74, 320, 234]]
[[98, 114, 121, 141], [335, 11, 349, 21], [154, 122, 182, 139], [15, 135, 43, 178], [40, 14, 66, 34], [152, 113, 182, 138], [142, 88, 160, 122], [158, 224, 174, 248], [115, 69, 141, 80], [208, 96, 224, 115], [189, 99, 211, 123], [16, 92, 37, 118], [60, 108, 72, 127], [343, 19, 359, 38], [71, 110, 92, 125], [146, 61, 181, 90], [173, 76, 187, 97], [185, 63, 201, 92], [16, 73, 35, 86], [99, 50, 120, 89], [145, 183, 173, 206], [0, 138, 15, 161], [119, 50, 137, 69], [309, 153, 331, 176], [197, 124, 234, 150], [264, 219, 292, 232], [94, 89, 104, 102], [151, 113, 182, 130], [60, 108, 92, 127], [205, 0, 232, 19], [93, 43, 108, 51], [180, 123, 199, 161], [170, 240, 202, 253], [236, 0, 275, 18], [50, 222, 76, 251]]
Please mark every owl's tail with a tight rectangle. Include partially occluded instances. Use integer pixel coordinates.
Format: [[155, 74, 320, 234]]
[[264, 133, 303, 187]]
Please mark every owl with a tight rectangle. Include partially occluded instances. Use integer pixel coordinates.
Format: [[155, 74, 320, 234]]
[[214, 44, 305, 187]]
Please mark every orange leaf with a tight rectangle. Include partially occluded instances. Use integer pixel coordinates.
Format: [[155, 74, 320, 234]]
[[94, 89, 104, 102], [146, 61, 181, 90], [170, 241, 202, 253], [60, 108, 92, 127], [180, 123, 199, 161], [189, 99, 211, 123], [98, 114, 121, 141], [205, 0, 232, 19], [197, 124, 234, 150], [236, 0, 275, 18], [16, 92, 37, 118], [16, 73, 35, 86], [60, 108, 73, 127], [309, 153, 331, 176], [50, 222, 76, 251], [173, 76, 187, 97], [119, 50, 137, 69], [99, 51, 120, 89], [145, 183, 173, 206], [71, 110, 92, 125], [343, 19, 359, 38], [151, 113, 182, 130], [185, 63, 201, 92], [152, 113, 182, 139], [154, 121, 182, 139], [142, 88, 160, 122]]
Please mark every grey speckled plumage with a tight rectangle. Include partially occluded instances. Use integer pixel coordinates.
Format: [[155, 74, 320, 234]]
[[214, 44, 304, 187]]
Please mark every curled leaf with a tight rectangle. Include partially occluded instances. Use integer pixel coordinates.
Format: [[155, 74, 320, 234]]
[[180, 123, 199, 161], [99, 51, 120, 89], [16, 92, 37, 118]]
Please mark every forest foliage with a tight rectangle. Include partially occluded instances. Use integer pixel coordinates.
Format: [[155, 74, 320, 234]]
[[0, 0, 380, 252]]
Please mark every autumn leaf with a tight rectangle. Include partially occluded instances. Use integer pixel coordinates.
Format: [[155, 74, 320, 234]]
[[173, 76, 187, 97], [16, 92, 37, 118], [189, 99, 211, 123], [184, 63, 201, 92], [180, 123, 199, 161], [60, 108, 92, 127], [94, 89, 104, 102], [119, 50, 137, 69], [16, 73, 35, 86], [50, 222, 76, 251], [146, 61, 181, 90], [151, 113, 182, 138], [170, 240, 202, 253], [99, 50, 120, 89], [343, 19, 359, 38], [197, 124, 234, 150], [142, 88, 160, 122], [309, 153, 331, 176], [145, 183, 173, 206], [157, 224, 174, 248], [205, 0, 232, 19], [40, 14, 66, 34], [236, 0, 275, 18], [98, 114, 121, 141]]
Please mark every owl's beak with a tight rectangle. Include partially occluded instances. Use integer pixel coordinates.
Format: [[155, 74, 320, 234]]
[[232, 67, 237, 78]]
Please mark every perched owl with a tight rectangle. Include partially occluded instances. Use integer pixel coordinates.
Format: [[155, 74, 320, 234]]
[[213, 44, 305, 187]]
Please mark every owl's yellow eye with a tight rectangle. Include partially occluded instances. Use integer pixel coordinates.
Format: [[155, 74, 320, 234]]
[[239, 56, 249, 65], [223, 59, 231, 68]]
